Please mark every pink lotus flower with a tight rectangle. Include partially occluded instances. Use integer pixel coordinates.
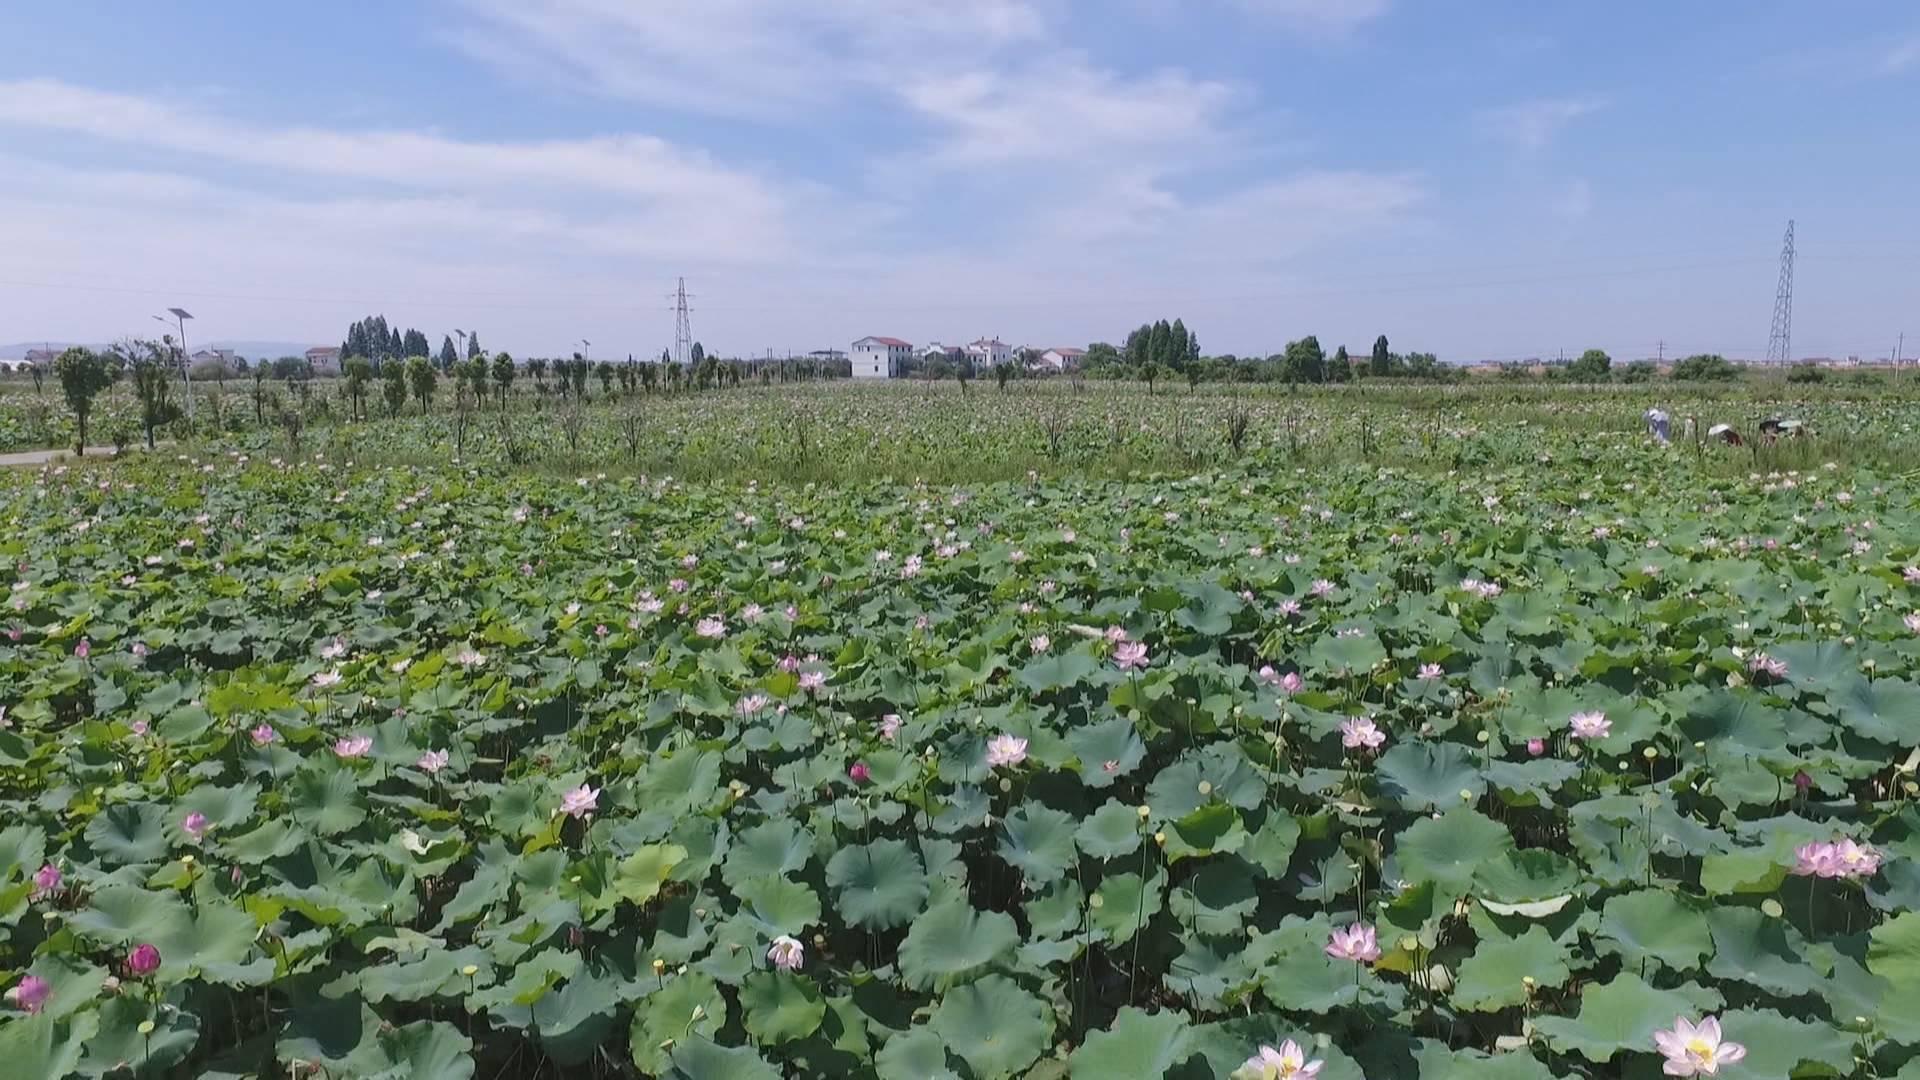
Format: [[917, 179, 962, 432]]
[[333, 735, 373, 758], [848, 762, 871, 784], [1279, 671, 1304, 695], [129, 719, 149, 737], [799, 670, 827, 692], [74, 638, 91, 659], [1527, 738, 1547, 757], [1417, 663, 1444, 679], [1654, 1015, 1746, 1076], [182, 811, 210, 840], [1794, 838, 1881, 879], [1905, 612, 1920, 634], [1747, 652, 1788, 680], [1325, 923, 1381, 963], [1105, 625, 1129, 642], [127, 943, 161, 977], [559, 783, 599, 818], [1339, 717, 1386, 751], [31, 863, 60, 899], [1239, 1040, 1323, 1079], [1257, 665, 1281, 687], [1030, 634, 1051, 653], [986, 734, 1029, 768], [1277, 598, 1302, 616], [417, 749, 450, 774], [694, 617, 726, 639], [312, 670, 342, 688], [879, 714, 902, 741], [5, 974, 50, 1014], [249, 724, 277, 747], [736, 694, 770, 716], [1114, 641, 1149, 671], [454, 647, 487, 668], [767, 935, 804, 971], [1568, 711, 1610, 741]]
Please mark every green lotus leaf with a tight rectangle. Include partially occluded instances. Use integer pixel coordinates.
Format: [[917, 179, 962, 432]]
[[824, 839, 928, 929], [997, 804, 1078, 885], [1376, 742, 1486, 811], [614, 843, 688, 906], [0, 1011, 96, 1080], [1066, 716, 1146, 787], [85, 801, 171, 865], [1076, 800, 1144, 860], [1163, 803, 1246, 862], [631, 973, 726, 1075], [1711, 1009, 1855, 1080], [740, 971, 827, 1044], [533, 969, 621, 1065], [722, 820, 815, 889], [898, 901, 1021, 990], [1595, 890, 1713, 973], [668, 1038, 784, 1080], [1068, 1007, 1193, 1077], [928, 975, 1054, 1079], [1451, 926, 1571, 1011], [1395, 809, 1512, 895], [1533, 973, 1724, 1063], [875, 1027, 959, 1080], [1090, 869, 1164, 947], [734, 876, 821, 935], [1472, 849, 1581, 903]]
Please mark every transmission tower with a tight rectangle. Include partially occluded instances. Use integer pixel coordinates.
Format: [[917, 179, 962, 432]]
[[1766, 220, 1794, 365], [670, 278, 694, 366]]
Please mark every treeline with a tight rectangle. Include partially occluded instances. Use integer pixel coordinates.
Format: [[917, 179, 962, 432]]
[[1077, 325, 1452, 388]]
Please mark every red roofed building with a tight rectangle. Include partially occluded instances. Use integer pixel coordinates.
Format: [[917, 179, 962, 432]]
[[851, 336, 913, 379]]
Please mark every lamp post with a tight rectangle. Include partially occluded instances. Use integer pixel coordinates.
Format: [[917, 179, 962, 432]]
[[451, 330, 468, 372], [152, 308, 194, 422]]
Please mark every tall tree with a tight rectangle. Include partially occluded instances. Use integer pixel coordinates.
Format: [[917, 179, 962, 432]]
[[439, 335, 458, 371], [690, 342, 706, 366], [1123, 326, 1149, 370], [344, 357, 373, 420], [406, 356, 436, 413], [1148, 320, 1173, 372], [1328, 345, 1351, 384], [1370, 335, 1391, 378], [1168, 319, 1190, 373], [54, 347, 115, 454], [1186, 327, 1201, 370], [466, 331, 482, 360], [492, 352, 515, 406]]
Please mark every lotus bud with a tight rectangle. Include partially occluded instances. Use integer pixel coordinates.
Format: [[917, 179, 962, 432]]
[[461, 965, 479, 977], [1137, 805, 1151, 820], [1197, 781, 1212, 796], [1153, 831, 1166, 846]]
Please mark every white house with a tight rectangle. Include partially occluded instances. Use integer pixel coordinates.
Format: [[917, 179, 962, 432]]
[[965, 337, 1013, 369], [851, 336, 912, 379], [306, 346, 343, 374], [1039, 347, 1085, 372]]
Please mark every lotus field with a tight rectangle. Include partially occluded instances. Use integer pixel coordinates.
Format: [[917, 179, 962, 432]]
[[5, 398, 1920, 1079]]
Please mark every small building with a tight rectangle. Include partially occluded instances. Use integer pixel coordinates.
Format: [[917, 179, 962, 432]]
[[1038, 347, 1085, 372], [965, 337, 1012, 369], [22, 348, 59, 368], [306, 346, 343, 374], [189, 348, 237, 369], [851, 336, 913, 379]]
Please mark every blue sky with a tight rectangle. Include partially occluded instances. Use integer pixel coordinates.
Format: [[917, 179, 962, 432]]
[[1, 2, 1914, 363]]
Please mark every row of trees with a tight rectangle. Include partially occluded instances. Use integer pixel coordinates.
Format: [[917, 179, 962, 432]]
[[1554, 349, 1740, 383], [1078, 330, 1449, 389], [50, 344, 183, 453]]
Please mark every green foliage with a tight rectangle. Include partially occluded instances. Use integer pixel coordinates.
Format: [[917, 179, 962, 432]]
[[53, 346, 114, 451], [1672, 353, 1740, 381], [1567, 348, 1612, 382]]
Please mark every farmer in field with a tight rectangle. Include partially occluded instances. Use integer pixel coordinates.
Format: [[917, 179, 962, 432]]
[[1644, 407, 1671, 444]]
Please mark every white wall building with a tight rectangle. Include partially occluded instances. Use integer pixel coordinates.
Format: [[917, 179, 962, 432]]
[[851, 336, 912, 379], [1039, 347, 1085, 372], [965, 337, 1013, 369]]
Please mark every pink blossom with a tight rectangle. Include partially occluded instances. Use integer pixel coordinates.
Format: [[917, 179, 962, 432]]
[[767, 935, 804, 971], [129, 719, 149, 737], [778, 654, 801, 673], [127, 944, 161, 977], [1568, 711, 1611, 741], [417, 749, 450, 774], [333, 735, 373, 758], [985, 734, 1029, 768], [1793, 838, 1881, 879], [249, 724, 277, 747], [1279, 672, 1304, 696], [1905, 566, 1920, 584], [5, 975, 51, 1014], [1654, 1015, 1746, 1077], [1339, 717, 1386, 751], [694, 616, 726, 639], [31, 863, 60, 899], [1905, 612, 1920, 634], [1240, 1041, 1322, 1079], [1309, 579, 1336, 597], [74, 638, 91, 659], [1526, 738, 1547, 757], [1030, 634, 1051, 653], [1747, 652, 1788, 680], [1105, 625, 1129, 642], [559, 784, 600, 818], [182, 811, 210, 840], [1417, 663, 1444, 680], [799, 670, 827, 692], [736, 694, 770, 716], [1277, 599, 1302, 616], [879, 714, 902, 741], [848, 762, 871, 784], [1257, 665, 1281, 687], [1325, 923, 1381, 963], [1114, 641, 1149, 671]]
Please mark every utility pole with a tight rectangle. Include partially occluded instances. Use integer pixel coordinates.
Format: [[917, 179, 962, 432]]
[[1657, 340, 1665, 364], [1766, 220, 1795, 366], [153, 308, 195, 422]]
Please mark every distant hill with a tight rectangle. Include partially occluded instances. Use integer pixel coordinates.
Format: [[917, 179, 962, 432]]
[[0, 340, 321, 361]]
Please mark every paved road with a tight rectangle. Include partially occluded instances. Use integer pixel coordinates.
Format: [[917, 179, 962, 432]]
[[0, 445, 155, 468]]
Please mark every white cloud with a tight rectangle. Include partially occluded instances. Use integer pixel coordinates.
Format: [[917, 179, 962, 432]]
[[1474, 96, 1605, 151], [902, 60, 1237, 167], [444, 0, 1051, 116], [1882, 36, 1920, 74], [1227, 0, 1390, 31]]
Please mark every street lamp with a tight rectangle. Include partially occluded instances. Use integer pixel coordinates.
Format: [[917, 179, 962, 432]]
[[451, 329, 468, 370], [152, 308, 194, 421], [579, 340, 590, 364]]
